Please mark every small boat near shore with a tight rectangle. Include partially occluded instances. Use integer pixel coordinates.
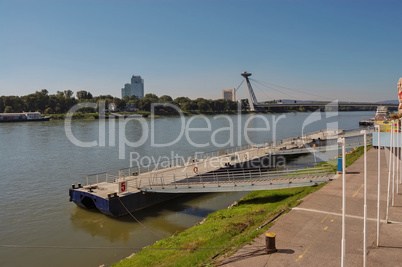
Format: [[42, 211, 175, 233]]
[[0, 112, 50, 122], [359, 118, 374, 126]]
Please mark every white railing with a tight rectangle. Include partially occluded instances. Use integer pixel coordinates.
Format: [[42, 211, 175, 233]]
[[140, 165, 334, 190]]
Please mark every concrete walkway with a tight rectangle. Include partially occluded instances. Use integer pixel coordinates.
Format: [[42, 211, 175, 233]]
[[219, 148, 402, 266]]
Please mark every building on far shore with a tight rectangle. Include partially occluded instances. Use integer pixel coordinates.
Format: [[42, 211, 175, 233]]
[[121, 74, 144, 99], [222, 88, 236, 101]]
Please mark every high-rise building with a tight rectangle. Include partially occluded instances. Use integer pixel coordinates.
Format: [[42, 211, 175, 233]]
[[222, 88, 236, 101], [131, 75, 144, 99], [121, 83, 132, 98], [121, 74, 144, 99]]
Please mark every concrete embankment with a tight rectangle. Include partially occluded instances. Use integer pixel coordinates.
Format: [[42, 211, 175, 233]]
[[220, 147, 402, 266]]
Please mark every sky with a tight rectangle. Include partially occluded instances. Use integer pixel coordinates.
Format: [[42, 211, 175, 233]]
[[0, 0, 401, 102]]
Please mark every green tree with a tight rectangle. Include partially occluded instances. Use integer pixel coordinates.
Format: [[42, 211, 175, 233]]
[[143, 93, 159, 103], [197, 100, 211, 112], [76, 90, 93, 100], [4, 106, 13, 113], [159, 95, 173, 103], [137, 98, 152, 111], [212, 99, 225, 112], [0, 97, 4, 113], [241, 99, 249, 111], [113, 98, 126, 110], [64, 90, 74, 99]]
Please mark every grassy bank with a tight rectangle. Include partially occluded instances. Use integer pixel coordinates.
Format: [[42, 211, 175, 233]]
[[113, 186, 325, 267], [113, 145, 370, 267], [323, 145, 373, 172], [48, 112, 99, 120]]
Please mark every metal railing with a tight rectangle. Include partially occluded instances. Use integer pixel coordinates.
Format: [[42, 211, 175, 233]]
[[140, 165, 334, 190], [86, 172, 109, 186], [81, 129, 371, 188]]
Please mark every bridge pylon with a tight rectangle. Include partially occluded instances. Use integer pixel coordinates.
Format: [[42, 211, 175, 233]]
[[241, 71, 258, 111]]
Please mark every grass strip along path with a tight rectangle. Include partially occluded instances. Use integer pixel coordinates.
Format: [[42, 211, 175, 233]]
[[114, 145, 370, 267]]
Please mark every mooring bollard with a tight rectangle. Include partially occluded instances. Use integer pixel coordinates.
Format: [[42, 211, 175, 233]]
[[265, 233, 277, 254], [71, 184, 75, 189]]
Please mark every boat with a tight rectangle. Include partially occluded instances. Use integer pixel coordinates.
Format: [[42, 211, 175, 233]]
[[373, 106, 398, 132], [359, 118, 374, 126], [0, 112, 50, 122], [375, 106, 390, 121]]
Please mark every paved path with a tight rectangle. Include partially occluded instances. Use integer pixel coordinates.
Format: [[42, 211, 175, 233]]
[[219, 147, 402, 266]]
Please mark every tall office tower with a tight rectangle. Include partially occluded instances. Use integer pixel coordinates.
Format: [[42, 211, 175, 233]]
[[121, 83, 132, 98], [131, 75, 144, 99], [222, 88, 236, 101]]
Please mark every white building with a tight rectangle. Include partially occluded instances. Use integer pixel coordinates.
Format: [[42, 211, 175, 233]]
[[121, 74, 144, 99], [222, 88, 236, 101]]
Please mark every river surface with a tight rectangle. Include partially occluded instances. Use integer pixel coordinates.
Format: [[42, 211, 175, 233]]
[[0, 111, 373, 266]]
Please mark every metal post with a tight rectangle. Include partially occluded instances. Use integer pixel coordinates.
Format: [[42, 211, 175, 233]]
[[338, 137, 346, 267], [399, 118, 402, 191], [393, 121, 396, 206], [376, 125, 381, 247], [396, 119, 402, 191], [386, 122, 393, 222], [397, 120, 400, 195], [361, 130, 367, 267]]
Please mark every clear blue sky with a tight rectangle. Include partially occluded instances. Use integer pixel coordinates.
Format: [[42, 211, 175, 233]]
[[0, 0, 401, 102]]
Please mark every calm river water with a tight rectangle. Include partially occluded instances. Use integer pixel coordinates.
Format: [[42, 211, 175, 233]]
[[0, 111, 373, 266]]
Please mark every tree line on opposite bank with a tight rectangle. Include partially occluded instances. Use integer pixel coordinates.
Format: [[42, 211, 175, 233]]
[[0, 89, 382, 115]]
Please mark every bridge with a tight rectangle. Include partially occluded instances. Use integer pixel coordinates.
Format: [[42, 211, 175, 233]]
[[241, 72, 399, 111]]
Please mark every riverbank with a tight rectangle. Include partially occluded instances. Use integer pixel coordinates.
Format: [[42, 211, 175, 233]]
[[112, 146, 369, 266], [44, 107, 377, 120]]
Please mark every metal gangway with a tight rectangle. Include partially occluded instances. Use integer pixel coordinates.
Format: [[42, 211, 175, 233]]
[[137, 165, 338, 193], [82, 129, 368, 195], [268, 139, 373, 155]]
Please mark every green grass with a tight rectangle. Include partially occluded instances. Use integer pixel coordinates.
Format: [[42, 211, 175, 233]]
[[49, 112, 99, 120], [323, 145, 373, 172]]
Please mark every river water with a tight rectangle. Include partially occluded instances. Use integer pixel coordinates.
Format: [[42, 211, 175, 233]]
[[0, 111, 373, 266]]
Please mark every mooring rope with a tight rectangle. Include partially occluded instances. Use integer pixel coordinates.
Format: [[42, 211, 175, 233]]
[[116, 196, 164, 239]]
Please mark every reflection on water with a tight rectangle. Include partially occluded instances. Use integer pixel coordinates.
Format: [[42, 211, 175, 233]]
[[70, 192, 242, 245]]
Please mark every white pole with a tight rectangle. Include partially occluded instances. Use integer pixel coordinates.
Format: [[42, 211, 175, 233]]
[[397, 120, 400, 195], [386, 122, 393, 223], [399, 118, 402, 191], [376, 125, 381, 247], [392, 121, 396, 206], [338, 137, 346, 267], [400, 118, 402, 187], [361, 130, 367, 266]]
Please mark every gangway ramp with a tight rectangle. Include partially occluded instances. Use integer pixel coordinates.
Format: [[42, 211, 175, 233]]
[[138, 166, 338, 193], [268, 139, 372, 155]]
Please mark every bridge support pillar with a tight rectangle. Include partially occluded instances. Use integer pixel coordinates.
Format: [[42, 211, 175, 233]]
[[241, 72, 258, 111]]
